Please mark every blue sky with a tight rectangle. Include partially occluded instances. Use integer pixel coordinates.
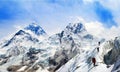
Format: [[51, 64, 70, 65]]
[[0, 0, 120, 39]]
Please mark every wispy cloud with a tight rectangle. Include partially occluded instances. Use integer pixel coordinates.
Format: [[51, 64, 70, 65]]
[[93, 1, 117, 27], [85, 21, 120, 40]]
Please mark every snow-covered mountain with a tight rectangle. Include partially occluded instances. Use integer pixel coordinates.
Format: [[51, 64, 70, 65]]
[[56, 36, 120, 72], [46, 23, 100, 72], [0, 22, 120, 72], [0, 23, 47, 59]]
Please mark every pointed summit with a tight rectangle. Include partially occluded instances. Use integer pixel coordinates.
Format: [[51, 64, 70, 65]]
[[64, 22, 86, 34], [24, 23, 46, 36]]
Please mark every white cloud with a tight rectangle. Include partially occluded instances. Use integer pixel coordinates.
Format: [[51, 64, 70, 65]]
[[68, 16, 86, 24], [83, 0, 120, 25], [14, 25, 22, 30], [71, 16, 120, 40], [85, 21, 120, 40], [85, 21, 104, 37], [99, 0, 120, 25]]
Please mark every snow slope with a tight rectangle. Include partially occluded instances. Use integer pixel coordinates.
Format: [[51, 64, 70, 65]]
[[57, 36, 120, 72]]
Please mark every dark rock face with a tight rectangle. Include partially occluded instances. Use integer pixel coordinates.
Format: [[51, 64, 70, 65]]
[[7, 65, 22, 72], [0, 54, 11, 65], [103, 37, 120, 72], [104, 38, 120, 65], [22, 48, 41, 65], [98, 37, 120, 72], [65, 23, 86, 34], [83, 34, 93, 40], [48, 48, 78, 72], [74, 23, 84, 34], [28, 48, 41, 54], [112, 56, 120, 72], [104, 49, 118, 65]]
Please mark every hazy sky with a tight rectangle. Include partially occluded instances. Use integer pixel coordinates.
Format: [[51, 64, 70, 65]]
[[0, 0, 120, 39]]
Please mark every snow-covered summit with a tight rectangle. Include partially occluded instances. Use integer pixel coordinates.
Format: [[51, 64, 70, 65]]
[[24, 23, 47, 36], [0, 23, 47, 57], [66, 23, 86, 34], [63, 23, 86, 36]]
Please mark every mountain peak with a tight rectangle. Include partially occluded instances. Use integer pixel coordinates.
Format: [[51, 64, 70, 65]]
[[65, 22, 86, 34], [24, 23, 46, 36], [15, 30, 26, 36]]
